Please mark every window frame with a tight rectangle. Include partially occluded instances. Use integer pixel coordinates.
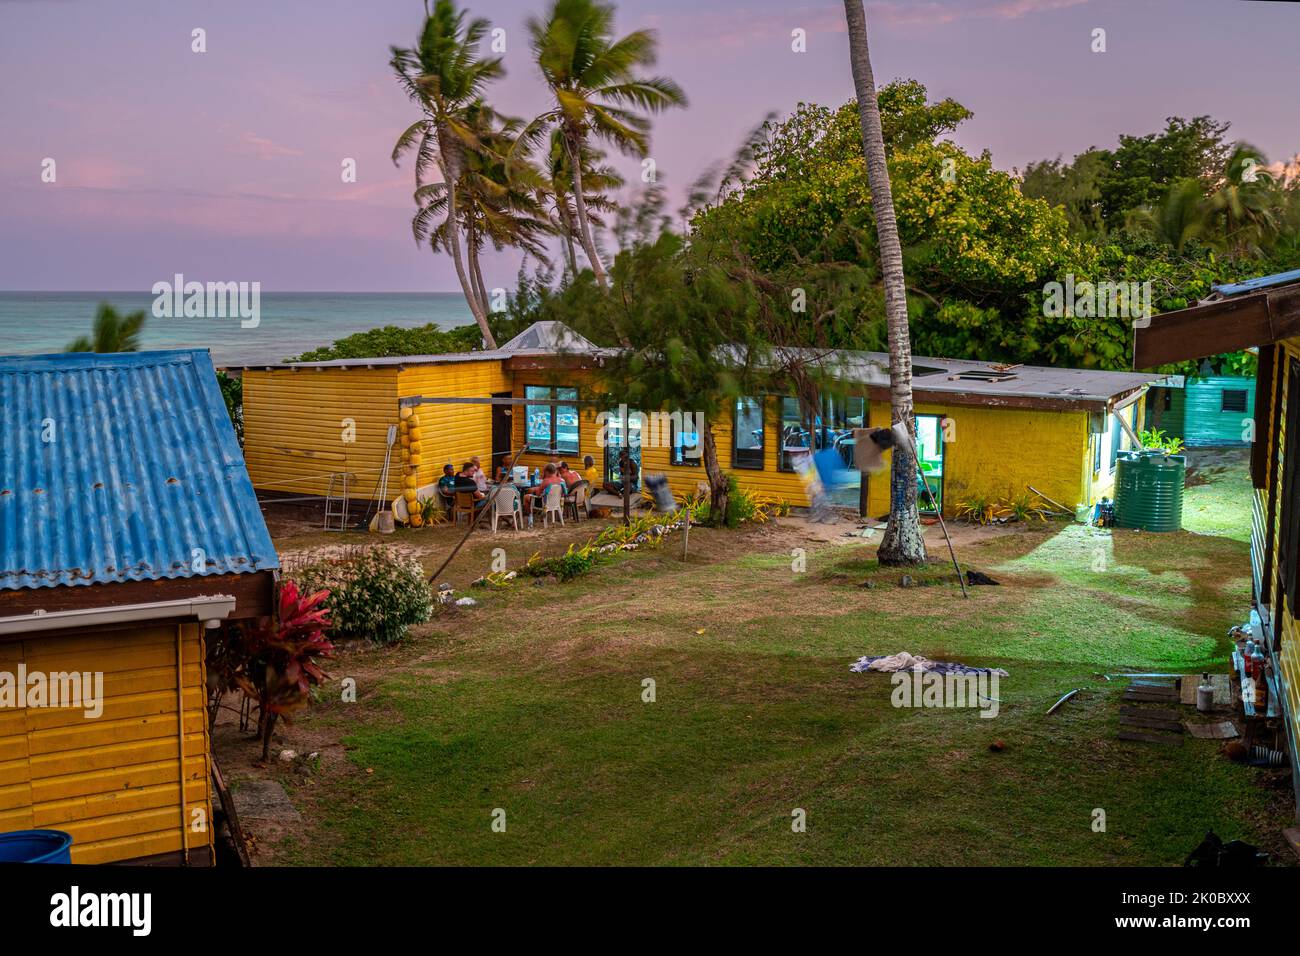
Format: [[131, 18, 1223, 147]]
[[1221, 388, 1248, 414], [523, 384, 579, 456], [669, 415, 702, 467], [732, 395, 766, 470]]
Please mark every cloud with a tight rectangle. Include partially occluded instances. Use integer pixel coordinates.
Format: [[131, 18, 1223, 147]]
[[238, 132, 305, 160]]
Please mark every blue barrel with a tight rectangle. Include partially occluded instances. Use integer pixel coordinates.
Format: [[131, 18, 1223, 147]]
[[0, 829, 73, 863]]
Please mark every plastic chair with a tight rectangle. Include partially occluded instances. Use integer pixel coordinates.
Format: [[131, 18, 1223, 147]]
[[542, 483, 565, 527], [492, 484, 522, 533], [565, 480, 589, 522], [453, 491, 481, 527]]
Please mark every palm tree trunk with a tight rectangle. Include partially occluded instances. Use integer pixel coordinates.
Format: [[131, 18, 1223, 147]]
[[440, 143, 498, 349], [843, 0, 927, 566], [559, 201, 579, 277], [466, 222, 490, 316], [562, 128, 609, 289]]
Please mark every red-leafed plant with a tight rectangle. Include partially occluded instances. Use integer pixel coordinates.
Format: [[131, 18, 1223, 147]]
[[232, 582, 335, 761]]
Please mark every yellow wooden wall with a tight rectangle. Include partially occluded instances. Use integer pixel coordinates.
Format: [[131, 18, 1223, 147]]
[[1269, 341, 1300, 756], [398, 360, 511, 493], [0, 622, 213, 865], [506, 372, 1107, 515], [242, 367, 400, 499]]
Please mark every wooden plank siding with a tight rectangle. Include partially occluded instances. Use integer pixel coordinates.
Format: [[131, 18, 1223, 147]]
[[242, 367, 401, 499], [0, 621, 213, 865], [398, 360, 511, 490]]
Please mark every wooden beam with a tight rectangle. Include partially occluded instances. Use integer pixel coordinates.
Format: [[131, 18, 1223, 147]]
[[1133, 283, 1300, 368], [0, 570, 276, 620]]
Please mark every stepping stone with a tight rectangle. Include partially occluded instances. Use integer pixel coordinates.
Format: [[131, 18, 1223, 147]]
[[1120, 714, 1184, 733], [1118, 729, 1184, 746]]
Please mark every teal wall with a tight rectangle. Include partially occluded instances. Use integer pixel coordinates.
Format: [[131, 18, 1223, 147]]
[[1147, 376, 1254, 447]]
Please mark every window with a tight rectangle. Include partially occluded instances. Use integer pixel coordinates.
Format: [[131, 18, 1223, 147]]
[[1108, 405, 1134, 474], [524, 385, 578, 455], [733, 396, 765, 469], [1222, 389, 1248, 413], [779, 398, 810, 472], [670, 415, 701, 466]]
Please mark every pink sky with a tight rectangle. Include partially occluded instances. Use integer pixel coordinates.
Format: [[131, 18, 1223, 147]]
[[1, 0, 1297, 292]]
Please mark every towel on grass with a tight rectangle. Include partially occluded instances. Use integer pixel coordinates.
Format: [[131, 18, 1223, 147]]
[[850, 652, 1008, 677]]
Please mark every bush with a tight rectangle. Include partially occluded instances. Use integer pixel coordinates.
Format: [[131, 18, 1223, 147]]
[[290, 548, 432, 645]]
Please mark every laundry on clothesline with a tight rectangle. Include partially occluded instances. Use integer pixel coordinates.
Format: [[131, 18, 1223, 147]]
[[849, 652, 1008, 677]]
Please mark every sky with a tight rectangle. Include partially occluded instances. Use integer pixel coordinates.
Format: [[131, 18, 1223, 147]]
[[1, 0, 1297, 293]]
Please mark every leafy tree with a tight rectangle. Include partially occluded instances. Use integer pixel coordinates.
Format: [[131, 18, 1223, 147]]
[[391, 0, 505, 347], [526, 0, 686, 289], [1021, 149, 1107, 236], [64, 303, 146, 353], [290, 323, 484, 362], [1095, 115, 1230, 229], [842, 0, 925, 564]]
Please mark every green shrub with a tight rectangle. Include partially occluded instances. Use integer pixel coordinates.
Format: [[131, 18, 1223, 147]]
[[290, 548, 432, 645]]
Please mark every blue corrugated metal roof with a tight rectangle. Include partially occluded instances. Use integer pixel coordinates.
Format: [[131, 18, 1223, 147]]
[[1212, 268, 1300, 297], [0, 349, 278, 590]]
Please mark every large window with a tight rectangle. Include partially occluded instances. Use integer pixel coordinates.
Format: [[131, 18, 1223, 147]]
[[1222, 388, 1248, 413], [525, 385, 578, 455], [778, 395, 866, 472], [670, 415, 701, 466], [733, 396, 765, 469]]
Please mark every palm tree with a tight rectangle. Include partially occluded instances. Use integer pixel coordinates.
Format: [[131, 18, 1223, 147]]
[[416, 103, 552, 316], [1211, 145, 1278, 258], [526, 0, 686, 289], [65, 303, 146, 353], [842, 0, 927, 566], [391, 0, 504, 348], [1124, 178, 1211, 254], [542, 129, 623, 278]]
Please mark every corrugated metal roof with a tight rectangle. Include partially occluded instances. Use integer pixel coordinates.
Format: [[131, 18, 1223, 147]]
[[1212, 268, 1300, 297], [0, 349, 279, 591]]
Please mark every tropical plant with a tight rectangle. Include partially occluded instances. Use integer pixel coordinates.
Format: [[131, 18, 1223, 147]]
[[391, 0, 505, 347], [65, 302, 146, 353], [525, 0, 686, 288], [292, 548, 433, 645], [228, 582, 335, 761], [954, 494, 1003, 525], [215, 370, 243, 442], [842, 0, 926, 566], [1003, 493, 1051, 523], [1138, 427, 1185, 455], [1210, 145, 1279, 258]]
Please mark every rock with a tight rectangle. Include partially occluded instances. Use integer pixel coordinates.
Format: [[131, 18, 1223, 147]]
[[455, 596, 478, 607], [900, 575, 914, 588], [278, 749, 297, 762], [858, 580, 876, 589], [437, 582, 454, 592]]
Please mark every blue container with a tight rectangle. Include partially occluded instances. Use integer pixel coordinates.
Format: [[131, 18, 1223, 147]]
[[0, 829, 73, 863]]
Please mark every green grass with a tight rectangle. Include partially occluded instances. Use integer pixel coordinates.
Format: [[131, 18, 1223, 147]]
[[271, 460, 1293, 866]]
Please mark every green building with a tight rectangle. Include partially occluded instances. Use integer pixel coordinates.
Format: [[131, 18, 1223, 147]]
[[1144, 374, 1255, 447]]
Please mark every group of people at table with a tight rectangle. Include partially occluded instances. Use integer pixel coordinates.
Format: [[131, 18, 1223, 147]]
[[434, 451, 640, 524]]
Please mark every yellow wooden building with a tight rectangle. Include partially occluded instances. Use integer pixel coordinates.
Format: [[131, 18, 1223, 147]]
[[1135, 269, 1300, 807], [0, 350, 279, 864], [233, 322, 1158, 519]]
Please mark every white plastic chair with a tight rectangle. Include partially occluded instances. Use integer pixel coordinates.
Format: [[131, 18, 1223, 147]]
[[566, 480, 589, 522], [492, 483, 522, 533], [543, 482, 565, 527]]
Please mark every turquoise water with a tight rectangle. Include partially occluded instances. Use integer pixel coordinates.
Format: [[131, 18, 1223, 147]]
[[0, 291, 475, 366]]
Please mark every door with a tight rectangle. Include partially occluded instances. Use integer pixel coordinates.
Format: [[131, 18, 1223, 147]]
[[603, 407, 642, 489], [491, 391, 512, 477], [915, 414, 945, 514]]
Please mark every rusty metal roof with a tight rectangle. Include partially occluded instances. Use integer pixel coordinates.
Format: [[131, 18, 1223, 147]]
[[0, 349, 278, 591]]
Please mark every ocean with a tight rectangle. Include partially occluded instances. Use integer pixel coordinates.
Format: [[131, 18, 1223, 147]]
[[0, 291, 476, 366]]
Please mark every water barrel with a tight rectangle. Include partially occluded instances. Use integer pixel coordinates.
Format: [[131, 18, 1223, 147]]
[[0, 829, 73, 863], [1113, 450, 1185, 531]]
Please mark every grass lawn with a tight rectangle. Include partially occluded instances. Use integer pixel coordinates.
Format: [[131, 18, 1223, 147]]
[[247, 457, 1295, 866]]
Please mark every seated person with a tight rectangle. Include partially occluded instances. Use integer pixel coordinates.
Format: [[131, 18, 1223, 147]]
[[457, 461, 486, 506], [469, 456, 489, 493], [557, 461, 580, 488], [436, 463, 458, 510], [495, 454, 514, 484], [582, 454, 599, 485], [525, 463, 566, 515], [604, 449, 639, 496]]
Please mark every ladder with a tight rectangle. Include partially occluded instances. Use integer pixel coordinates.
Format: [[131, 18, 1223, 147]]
[[324, 472, 353, 531]]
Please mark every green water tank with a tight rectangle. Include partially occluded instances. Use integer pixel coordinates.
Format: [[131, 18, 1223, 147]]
[[1113, 450, 1185, 532]]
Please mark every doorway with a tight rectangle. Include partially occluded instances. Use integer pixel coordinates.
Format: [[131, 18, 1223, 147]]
[[491, 391, 512, 477], [603, 407, 643, 489], [915, 414, 945, 513]]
